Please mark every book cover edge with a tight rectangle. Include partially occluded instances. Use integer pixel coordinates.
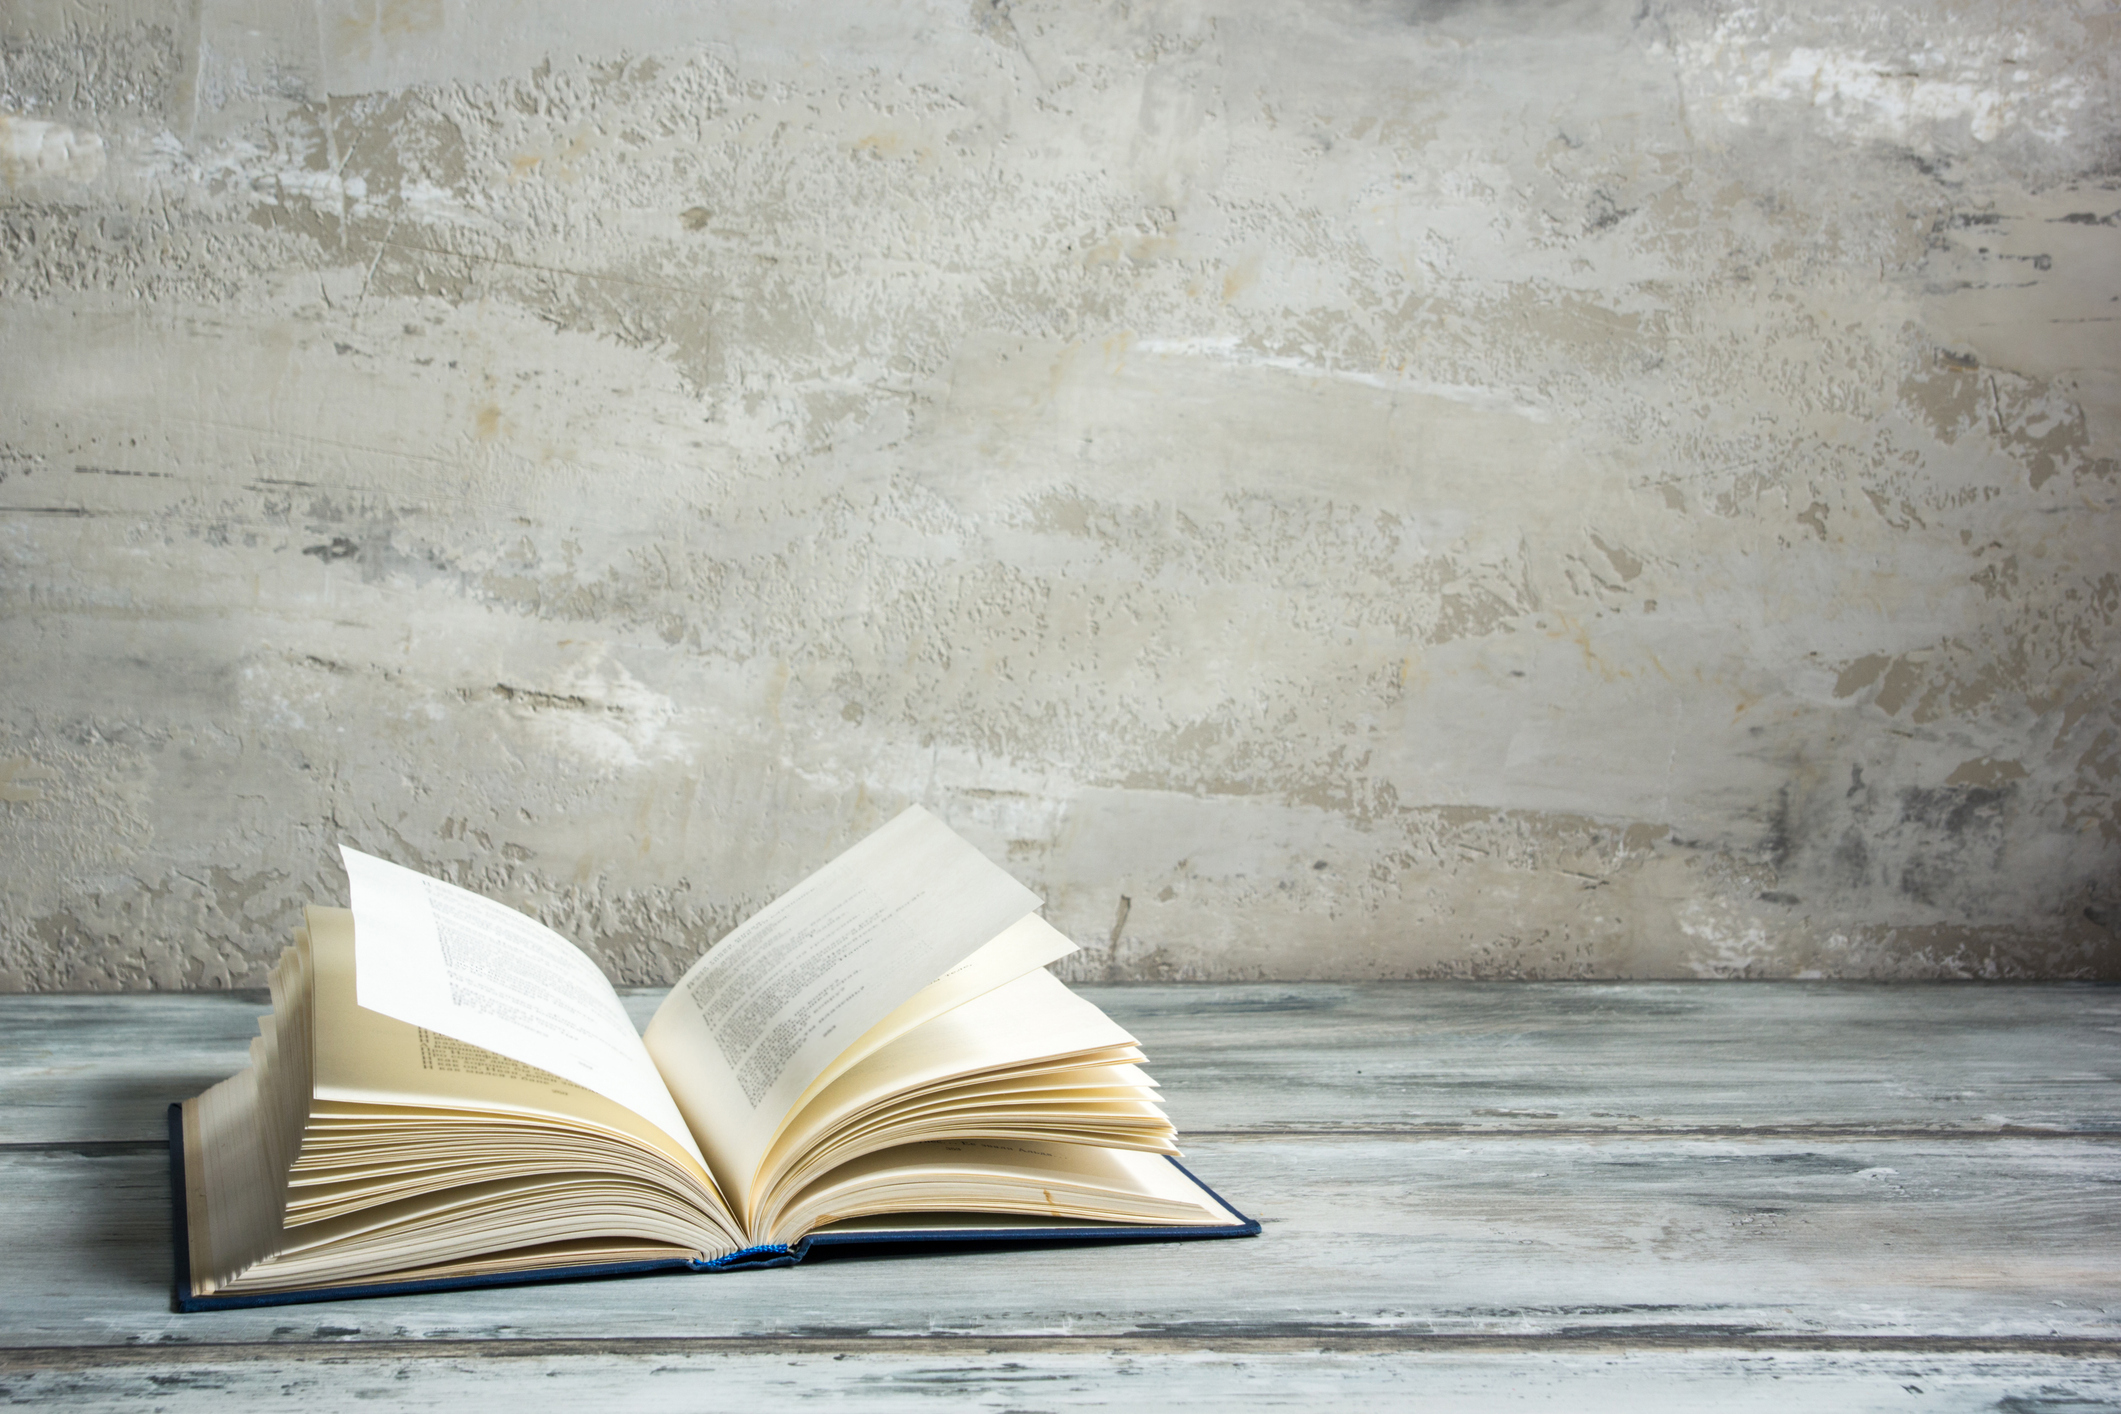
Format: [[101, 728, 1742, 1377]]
[[167, 1106, 1257, 1312]]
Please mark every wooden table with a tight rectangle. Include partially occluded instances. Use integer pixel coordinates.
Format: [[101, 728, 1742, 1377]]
[[2, 983, 2116, 1409]]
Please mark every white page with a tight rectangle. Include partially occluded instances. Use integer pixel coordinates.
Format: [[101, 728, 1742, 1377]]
[[645, 805, 1040, 1219], [341, 848, 708, 1172]]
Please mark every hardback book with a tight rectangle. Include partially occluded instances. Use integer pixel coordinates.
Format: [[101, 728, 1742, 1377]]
[[173, 806, 1256, 1310]]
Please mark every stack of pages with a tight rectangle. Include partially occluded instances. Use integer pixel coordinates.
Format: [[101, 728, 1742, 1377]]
[[175, 806, 1254, 1308]]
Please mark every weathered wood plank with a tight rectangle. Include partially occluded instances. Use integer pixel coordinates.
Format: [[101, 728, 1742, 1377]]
[[4, 1134, 2114, 1347], [1108, 982, 2121, 1137], [0, 992, 271, 1147], [4, 1345, 2119, 1412], [4, 984, 2117, 1144], [8, 976, 2114, 1414]]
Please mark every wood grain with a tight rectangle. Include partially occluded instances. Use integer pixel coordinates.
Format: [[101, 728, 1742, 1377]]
[[5, 983, 2117, 1144], [4, 1346, 2119, 1412], [3, 1135, 2115, 1345], [3, 984, 2115, 1407]]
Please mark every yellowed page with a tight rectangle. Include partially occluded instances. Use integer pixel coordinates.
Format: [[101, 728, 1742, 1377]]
[[280, 1112, 728, 1227], [187, 935, 317, 1295], [305, 907, 729, 1222], [761, 913, 1076, 1148], [754, 968, 1146, 1217], [225, 1171, 732, 1292], [187, 1076, 282, 1292], [772, 1140, 1235, 1240], [813, 1089, 1171, 1145], [340, 848, 698, 1164], [642, 806, 1039, 1224]]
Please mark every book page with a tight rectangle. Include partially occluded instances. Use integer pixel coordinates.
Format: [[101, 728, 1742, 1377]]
[[304, 907, 723, 1203], [644, 805, 1039, 1221], [778, 912, 1077, 1131], [753, 967, 1145, 1221], [773, 1141, 1234, 1240], [340, 849, 702, 1170]]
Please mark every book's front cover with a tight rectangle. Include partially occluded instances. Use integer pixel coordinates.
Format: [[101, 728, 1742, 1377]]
[[166, 1103, 1259, 1312]]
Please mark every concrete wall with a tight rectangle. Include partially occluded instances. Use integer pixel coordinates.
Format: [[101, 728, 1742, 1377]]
[[3, 0, 2116, 989]]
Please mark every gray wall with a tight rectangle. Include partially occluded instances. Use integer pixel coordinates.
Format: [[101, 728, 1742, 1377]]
[[3, 0, 2116, 989]]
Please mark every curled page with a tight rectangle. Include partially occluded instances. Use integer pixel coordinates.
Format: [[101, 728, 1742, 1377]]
[[646, 805, 1041, 1219], [341, 848, 707, 1172]]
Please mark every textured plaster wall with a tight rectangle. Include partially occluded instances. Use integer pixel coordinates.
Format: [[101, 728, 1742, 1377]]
[[2, 0, 2117, 989]]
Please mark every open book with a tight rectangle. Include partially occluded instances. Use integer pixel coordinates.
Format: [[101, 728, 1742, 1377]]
[[173, 806, 1255, 1308]]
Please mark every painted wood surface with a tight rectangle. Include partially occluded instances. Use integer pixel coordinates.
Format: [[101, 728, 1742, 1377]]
[[5, 1135, 2118, 1346], [5, 1347, 2120, 1412], [5, 983, 2118, 1144], [1, 985, 2115, 1407]]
